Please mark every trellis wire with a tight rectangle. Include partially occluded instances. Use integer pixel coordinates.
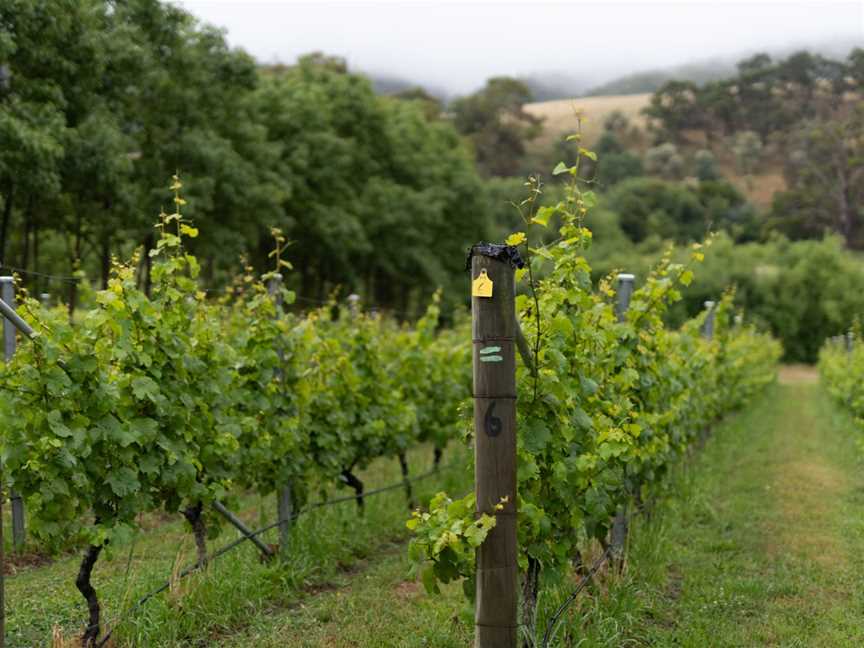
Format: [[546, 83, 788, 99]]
[[95, 460, 462, 647]]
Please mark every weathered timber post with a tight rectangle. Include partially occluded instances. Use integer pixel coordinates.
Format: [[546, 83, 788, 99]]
[[268, 274, 294, 557], [470, 244, 519, 648], [702, 300, 716, 340], [845, 331, 854, 355], [611, 273, 635, 567], [1, 277, 24, 552], [39, 293, 50, 308]]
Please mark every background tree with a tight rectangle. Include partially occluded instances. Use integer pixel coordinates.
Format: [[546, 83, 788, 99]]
[[449, 76, 543, 176], [645, 142, 685, 180], [731, 131, 763, 189], [770, 105, 864, 248], [694, 149, 720, 181]]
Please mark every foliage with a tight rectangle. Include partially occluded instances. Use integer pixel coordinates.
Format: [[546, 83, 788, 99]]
[[407, 492, 499, 598], [0, 178, 475, 643], [257, 54, 488, 309], [586, 229, 864, 363], [450, 76, 543, 177], [606, 177, 706, 243], [694, 148, 720, 181], [644, 49, 856, 142], [731, 130, 763, 186], [820, 333, 864, 435], [596, 151, 644, 188], [769, 104, 864, 248], [0, 2, 489, 313], [0, 179, 237, 551], [407, 138, 781, 613]]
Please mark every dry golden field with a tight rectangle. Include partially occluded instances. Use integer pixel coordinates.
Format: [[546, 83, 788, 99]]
[[524, 92, 652, 148]]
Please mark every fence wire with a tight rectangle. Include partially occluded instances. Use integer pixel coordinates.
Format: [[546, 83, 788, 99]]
[[0, 265, 80, 284], [95, 460, 462, 647]]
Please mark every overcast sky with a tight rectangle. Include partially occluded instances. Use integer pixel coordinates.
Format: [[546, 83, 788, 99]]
[[175, 0, 863, 95]]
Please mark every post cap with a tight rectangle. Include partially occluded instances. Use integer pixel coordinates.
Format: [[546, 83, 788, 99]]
[[618, 273, 635, 283], [347, 294, 360, 303], [0, 276, 13, 283], [704, 300, 716, 309]]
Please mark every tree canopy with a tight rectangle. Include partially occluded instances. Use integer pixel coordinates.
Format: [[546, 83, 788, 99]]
[[0, 2, 489, 312]]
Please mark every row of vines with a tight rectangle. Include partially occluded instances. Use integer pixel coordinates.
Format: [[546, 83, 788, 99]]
[[819, 331, 862, 436], [0, 179, 472, 645], [407, 136, 782, 645], [0, 160, 782, 646]]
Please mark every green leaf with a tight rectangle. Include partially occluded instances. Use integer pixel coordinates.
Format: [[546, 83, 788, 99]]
[[680, 269, 694, 286], [505, 232, 526, 246], [523, 419, 551, 453], [106, 467, 140, 497], [179, 224, 199, 238], [420, 565, 441, 595], [532, 206, 555, 228], [131, 376, 160, 402]]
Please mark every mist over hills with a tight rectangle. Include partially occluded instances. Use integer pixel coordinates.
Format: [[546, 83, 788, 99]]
[[363, 37, 860, 103]]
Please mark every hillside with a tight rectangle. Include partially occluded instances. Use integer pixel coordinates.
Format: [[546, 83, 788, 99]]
[[524, 93, 786, 208]]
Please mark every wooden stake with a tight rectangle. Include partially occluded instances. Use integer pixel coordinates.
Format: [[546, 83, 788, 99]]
[[471, 250, 517, 648]]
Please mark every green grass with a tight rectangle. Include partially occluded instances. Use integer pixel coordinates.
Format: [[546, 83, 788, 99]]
[[5, 443, 470, 647], [563, 378, 864, 646], [218, 549, 472, 648]]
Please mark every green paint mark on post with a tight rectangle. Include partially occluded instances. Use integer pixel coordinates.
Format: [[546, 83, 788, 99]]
[[480, 346, 501, 355], [480, 355, 504, 363]]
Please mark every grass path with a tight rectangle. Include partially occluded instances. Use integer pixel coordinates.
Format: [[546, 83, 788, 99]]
[[632, 373, 864, 646]]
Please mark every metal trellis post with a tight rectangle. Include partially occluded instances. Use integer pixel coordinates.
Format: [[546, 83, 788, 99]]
[[702, 300, 716, 340], [1, 277, 25, 552]]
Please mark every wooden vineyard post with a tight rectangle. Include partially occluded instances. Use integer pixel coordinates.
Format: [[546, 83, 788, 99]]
[[268, 273, 293, 557], [470, 245, 518, 648], [702, 300, 716, 340], [846, 331, 854, 355], [0, 277, 24, 552]]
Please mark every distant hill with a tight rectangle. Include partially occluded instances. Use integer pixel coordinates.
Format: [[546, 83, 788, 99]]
[[585, 60, 736, 96], [519, 73, 592, 102], [584, 40, 859, 96], [367, 74, 449, 101]]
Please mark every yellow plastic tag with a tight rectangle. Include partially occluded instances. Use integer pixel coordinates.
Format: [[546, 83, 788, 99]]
[[472, 269, 493, 298]]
